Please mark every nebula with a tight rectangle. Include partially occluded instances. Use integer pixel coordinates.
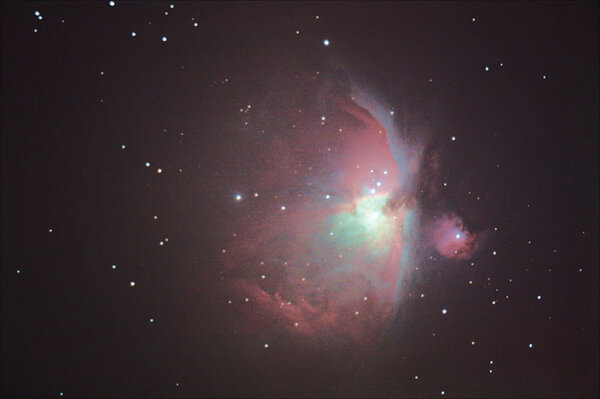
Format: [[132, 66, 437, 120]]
[[430, 214, 480, 260], [222, 74, 479, 345]]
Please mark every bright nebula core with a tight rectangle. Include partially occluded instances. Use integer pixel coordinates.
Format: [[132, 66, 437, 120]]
[[224, 74, 479, 345]]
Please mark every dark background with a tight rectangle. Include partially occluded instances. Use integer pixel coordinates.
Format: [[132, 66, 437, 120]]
[[2, 1, 598, 398]]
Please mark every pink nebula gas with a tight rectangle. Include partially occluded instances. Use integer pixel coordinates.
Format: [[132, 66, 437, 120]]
[[222, 89, 419, 345], [221, 78, 480, 346], [431, 214, 480, 260]]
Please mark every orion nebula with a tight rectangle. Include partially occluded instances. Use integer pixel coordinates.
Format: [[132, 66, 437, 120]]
[[223, 72, 480, 345], [4, 3, 597, 397]]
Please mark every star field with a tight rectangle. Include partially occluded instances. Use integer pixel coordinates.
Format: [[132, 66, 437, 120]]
[[1, 2, 598, 398]]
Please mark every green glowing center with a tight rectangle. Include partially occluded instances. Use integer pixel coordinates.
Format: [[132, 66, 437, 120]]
[[323, 194, 397, 250], [355, 195, 389, 232]]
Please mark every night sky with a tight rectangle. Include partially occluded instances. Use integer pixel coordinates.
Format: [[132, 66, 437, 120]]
[[1, 2, 599, 398]]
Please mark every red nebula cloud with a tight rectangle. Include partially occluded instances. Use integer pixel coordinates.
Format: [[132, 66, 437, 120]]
[[431, 214, 480, 260], [221, 92, 413, 346]]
